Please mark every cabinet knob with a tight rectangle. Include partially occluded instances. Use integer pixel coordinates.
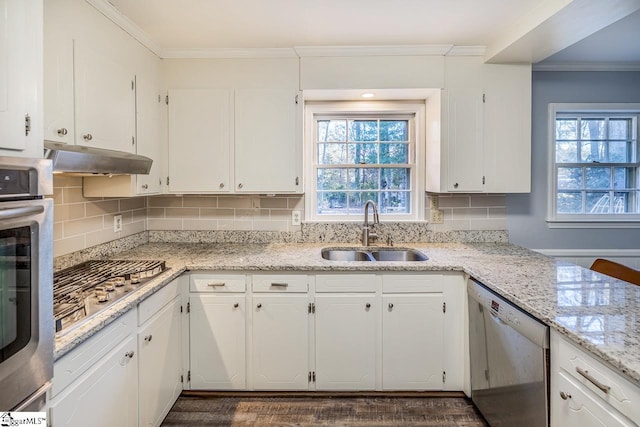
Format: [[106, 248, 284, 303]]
[[144, 335, 152, 342], [57, 128, 68, 136], [365, 303, 371, 309], [141, 184, 149, 190], [388, 303, 394, 310], [453, 183, 459, 188], [256, 303, 262, 309], [559, 391, 571, 400], [125, 351, 135, 359], [219, 183, 225, 189], [238, 183, 243, 189], [83, 133, 93, 141], [233, 303, 239, 308]]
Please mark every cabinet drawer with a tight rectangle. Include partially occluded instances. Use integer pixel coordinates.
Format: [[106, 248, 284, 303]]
[[138, 278, 181, 326], [252, 274, 308, 293], [52, 309, 136, 397], [382, 274, 443, 293], [556, 335, 640, 424], [316, 274, 377, 292], [190, 274, 246, 292]]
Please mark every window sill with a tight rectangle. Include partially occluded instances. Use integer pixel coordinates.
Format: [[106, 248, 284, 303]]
[[547, 219, 640, 229]]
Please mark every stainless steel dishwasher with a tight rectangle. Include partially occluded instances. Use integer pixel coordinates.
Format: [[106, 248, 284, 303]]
[[468, 279, 550, 427]]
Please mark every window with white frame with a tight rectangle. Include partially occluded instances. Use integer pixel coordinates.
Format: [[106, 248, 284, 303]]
[[548, 104, 640, 225], [305, 102, 424, 221]]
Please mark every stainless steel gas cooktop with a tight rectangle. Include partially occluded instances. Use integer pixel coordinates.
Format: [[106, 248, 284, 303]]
[[53, 260, 166, 333]]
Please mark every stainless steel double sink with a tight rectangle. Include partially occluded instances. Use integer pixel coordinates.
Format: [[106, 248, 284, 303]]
[[321, 247, 428, 262]]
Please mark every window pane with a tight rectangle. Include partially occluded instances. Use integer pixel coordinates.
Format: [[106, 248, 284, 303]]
[[348, 168, 379, 190], [609, 119, 629, 140], [348, 120, 378, 142], [380, 143, 409, 164], [556, 119, 577, 140], [317, 143, 347, 164], [317, 192, 346, 214], [318, 120, 346, 142], [349, 192, 378, 212], [317, 169, 347, 190], [609, 141, 632, 163], [613, 192, 632, 213], [585, 167, 611, 189], [381, 168, 410, 190], [581, 119, 606, 140], [347, 143, 378, 164], [558, 167, 583, 189], [614, 167, 632, 189], [380, 192, 411, 214], [557, 192, 583, 213], [586, 192, 610, 213], [380, 120, 408, 141], [556, 141, 578, 163], [580, 141, 606, 163]]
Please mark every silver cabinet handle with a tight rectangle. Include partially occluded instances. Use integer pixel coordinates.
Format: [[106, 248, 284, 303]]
[[57, 128, 68, 136], [365, 303, 371, 309], [125, 351, 134, 359], [83, 133, 93, 141], [257, 303, 262, 309], [208, 282, 225, 287], [141, 184, 148, 190], [388, 303, 394, 310], [238, 183, 243, 189], [144, 335, 152, 342], [219, 183, 225, 189], [576, 367, 611, 393], [270, 283, 288, 288], [233, 303, 239, 308], [559, 391, 571, 400], [453, 183, 459, 188]]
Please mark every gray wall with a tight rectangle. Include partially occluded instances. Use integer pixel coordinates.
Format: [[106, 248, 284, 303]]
[[506, 71, 640, 250]]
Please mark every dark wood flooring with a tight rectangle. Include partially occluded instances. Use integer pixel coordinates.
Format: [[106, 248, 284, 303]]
[[161, 392, 489, 426]]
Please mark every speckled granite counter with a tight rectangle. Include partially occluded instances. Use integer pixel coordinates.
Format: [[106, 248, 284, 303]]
[[54, 242, 640, 388]]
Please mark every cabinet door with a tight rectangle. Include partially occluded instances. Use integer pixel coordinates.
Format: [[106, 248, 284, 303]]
[[138, 296, 182, 427], [49, 335, 138, 427], [168, 89, 231, 193], [315, 294, 376, 390], [382, 294, 444, 390], [74, 41, 135, 152], [0, 0, 42, 155], [252, 294, 309, 390], [189, 294, 245, 389], [43, 36, 74, 144], [552, 372, 636, 427], [135, 74, 162, 195], [235, 89, 301, 193], [446, 87, 484, 192]]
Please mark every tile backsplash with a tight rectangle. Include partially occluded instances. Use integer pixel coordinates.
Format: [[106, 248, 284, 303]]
[[426, 194, 506, 232]]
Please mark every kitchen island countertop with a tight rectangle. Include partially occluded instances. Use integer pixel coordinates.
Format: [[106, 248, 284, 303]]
[[54, 241, 640, 387]]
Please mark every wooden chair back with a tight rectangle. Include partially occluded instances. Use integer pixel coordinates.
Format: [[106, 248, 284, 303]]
[[590, 258, 640, 286]]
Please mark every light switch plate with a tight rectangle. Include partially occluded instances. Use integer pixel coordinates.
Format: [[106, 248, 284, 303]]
[[114, 214, 123, 232], [429, 209, 444, 224], [291, 210, 301, 226]]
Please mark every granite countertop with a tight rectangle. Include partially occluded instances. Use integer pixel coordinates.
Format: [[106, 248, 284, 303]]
[[54, 241, 640, 388]]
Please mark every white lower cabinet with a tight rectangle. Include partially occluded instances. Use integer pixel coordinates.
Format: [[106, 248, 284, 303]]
[[49, 334, 138, 427], [138, 296, 183, 427], [315, 294, 376, 390], [382, 294, 444, 390], [189, 294, 246, 389], [251, 294, 309, 390]]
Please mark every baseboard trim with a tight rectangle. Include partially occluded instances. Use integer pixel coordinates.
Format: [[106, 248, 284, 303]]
[[534, 249, 640, 257], [181, 390, 467, 399]]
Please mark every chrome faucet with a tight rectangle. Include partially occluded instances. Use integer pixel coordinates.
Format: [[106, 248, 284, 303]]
[[362, 200, 380, 246]]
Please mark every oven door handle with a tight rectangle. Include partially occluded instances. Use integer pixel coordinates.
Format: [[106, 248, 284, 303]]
[[0, 205, 44, 220]]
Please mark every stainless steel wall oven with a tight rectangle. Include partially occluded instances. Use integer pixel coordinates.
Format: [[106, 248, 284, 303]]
[[0, 157, 53, 411]]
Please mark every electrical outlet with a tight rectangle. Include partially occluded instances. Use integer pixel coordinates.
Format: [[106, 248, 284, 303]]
[[251, 197, 261, 209], [291, 210, 301, 226], [429, 209, 444, 224], [428, 195, 439, 210], [113, 214, 123, 232]]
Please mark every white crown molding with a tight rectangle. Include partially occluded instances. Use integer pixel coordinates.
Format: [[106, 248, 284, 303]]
[[85, 0, 161, 56], [294, 45, 453, 57], [160, 48, 299, 59], [446, 46, 486, 56], [533, 61, 640, 72]]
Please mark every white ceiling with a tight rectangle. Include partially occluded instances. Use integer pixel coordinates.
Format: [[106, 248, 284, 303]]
[[103, 0, 640, 65]]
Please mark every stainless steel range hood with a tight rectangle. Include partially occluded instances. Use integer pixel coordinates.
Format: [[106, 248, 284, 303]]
[[44, 141, 152, 175]]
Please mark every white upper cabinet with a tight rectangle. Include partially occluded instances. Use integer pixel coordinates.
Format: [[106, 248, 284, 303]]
[[426, 56, 531, 193], [164, 57, 302, 194], [167, 89, 232, 193], [0, 0, 43, 157]]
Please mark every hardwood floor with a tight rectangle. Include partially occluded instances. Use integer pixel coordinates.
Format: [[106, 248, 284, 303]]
[[161, 392, 489, 426]]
